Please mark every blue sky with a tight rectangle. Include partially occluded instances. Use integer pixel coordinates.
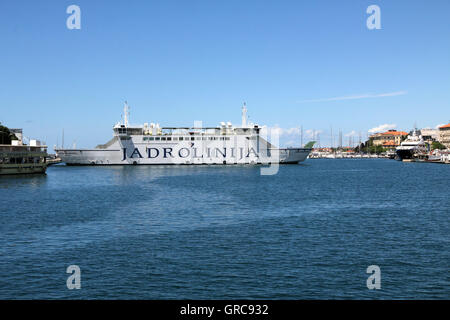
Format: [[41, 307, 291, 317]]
[[1, 0, 449, 150]]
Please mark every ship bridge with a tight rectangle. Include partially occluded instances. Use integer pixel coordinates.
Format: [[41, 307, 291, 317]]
[[113, 101, 260, 138]]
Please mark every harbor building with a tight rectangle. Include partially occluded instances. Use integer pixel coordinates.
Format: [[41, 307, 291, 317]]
[[382, 140, 397, 151], [438, 124, 450, 148], [370, 130, 408, 148], [421, 128, 439, 143]]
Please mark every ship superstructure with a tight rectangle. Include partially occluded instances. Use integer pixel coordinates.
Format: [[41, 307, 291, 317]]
[[56, 103, 313, 165], [395, 129, 427, 160], [0, 129, 48, 175]]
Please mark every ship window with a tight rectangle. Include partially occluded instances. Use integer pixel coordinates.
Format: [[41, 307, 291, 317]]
[[161, 137, 166, 141], [202, 137, 206, 140], [173, 137, 178, 141], [196, 137, 201, 140], [178, 137, 183, 141], [155, 137, 160, 141], [167, 137, 172, 141], [149, 137, 154, 141], [191, 137, 195, 141], [143, 137, 148, 141]]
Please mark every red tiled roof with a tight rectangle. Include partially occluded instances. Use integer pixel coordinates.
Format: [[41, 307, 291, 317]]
[[439, 124, 450, 129], [381, 130, 408, 136]]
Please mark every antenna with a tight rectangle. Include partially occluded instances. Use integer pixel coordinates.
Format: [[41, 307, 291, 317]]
[[62, 129, 64, 149]]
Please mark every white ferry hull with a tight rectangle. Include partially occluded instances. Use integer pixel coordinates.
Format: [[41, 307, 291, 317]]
[[56, 139, 311, 166]]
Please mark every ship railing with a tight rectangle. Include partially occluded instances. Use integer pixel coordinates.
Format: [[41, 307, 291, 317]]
[[0, 145, 47, 152]]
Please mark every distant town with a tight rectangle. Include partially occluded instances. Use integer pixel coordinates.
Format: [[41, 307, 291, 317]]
[[309, 124, 450, 163]]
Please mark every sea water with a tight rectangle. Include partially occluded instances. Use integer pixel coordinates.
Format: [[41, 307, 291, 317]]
[[0, 159, 448, 299]]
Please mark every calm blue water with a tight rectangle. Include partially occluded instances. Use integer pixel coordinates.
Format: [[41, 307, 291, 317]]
[[0, 159, 449, 299]]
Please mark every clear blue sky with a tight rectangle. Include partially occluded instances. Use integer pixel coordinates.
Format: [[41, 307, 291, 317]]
[[1, 0, 449, 150]]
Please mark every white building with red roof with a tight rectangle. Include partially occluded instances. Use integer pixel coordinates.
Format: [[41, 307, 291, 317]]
[[438, 124, 450, 148], [370, 130, 408, 148]]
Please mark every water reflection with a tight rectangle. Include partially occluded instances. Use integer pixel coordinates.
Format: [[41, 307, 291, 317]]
[[0, 173, 47, 189]]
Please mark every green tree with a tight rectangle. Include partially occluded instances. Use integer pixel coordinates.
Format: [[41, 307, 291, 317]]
[[431, 141, 446, 150], [354, 141, 369, 153], [368, 145, 386, 154], [0, 124, 18, 145]]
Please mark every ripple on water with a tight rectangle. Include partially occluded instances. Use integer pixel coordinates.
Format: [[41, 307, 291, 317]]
[[0, 160, 449, 299]]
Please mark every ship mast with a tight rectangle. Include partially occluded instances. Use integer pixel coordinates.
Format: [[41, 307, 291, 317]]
[[124, 101, 130, 128], [301, 125, 303, 147], [242, 102, 247, 127]]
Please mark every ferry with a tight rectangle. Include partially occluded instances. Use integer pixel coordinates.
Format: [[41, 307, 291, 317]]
[[55, 103, 314, 165], [0, 129, 48, 175]]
